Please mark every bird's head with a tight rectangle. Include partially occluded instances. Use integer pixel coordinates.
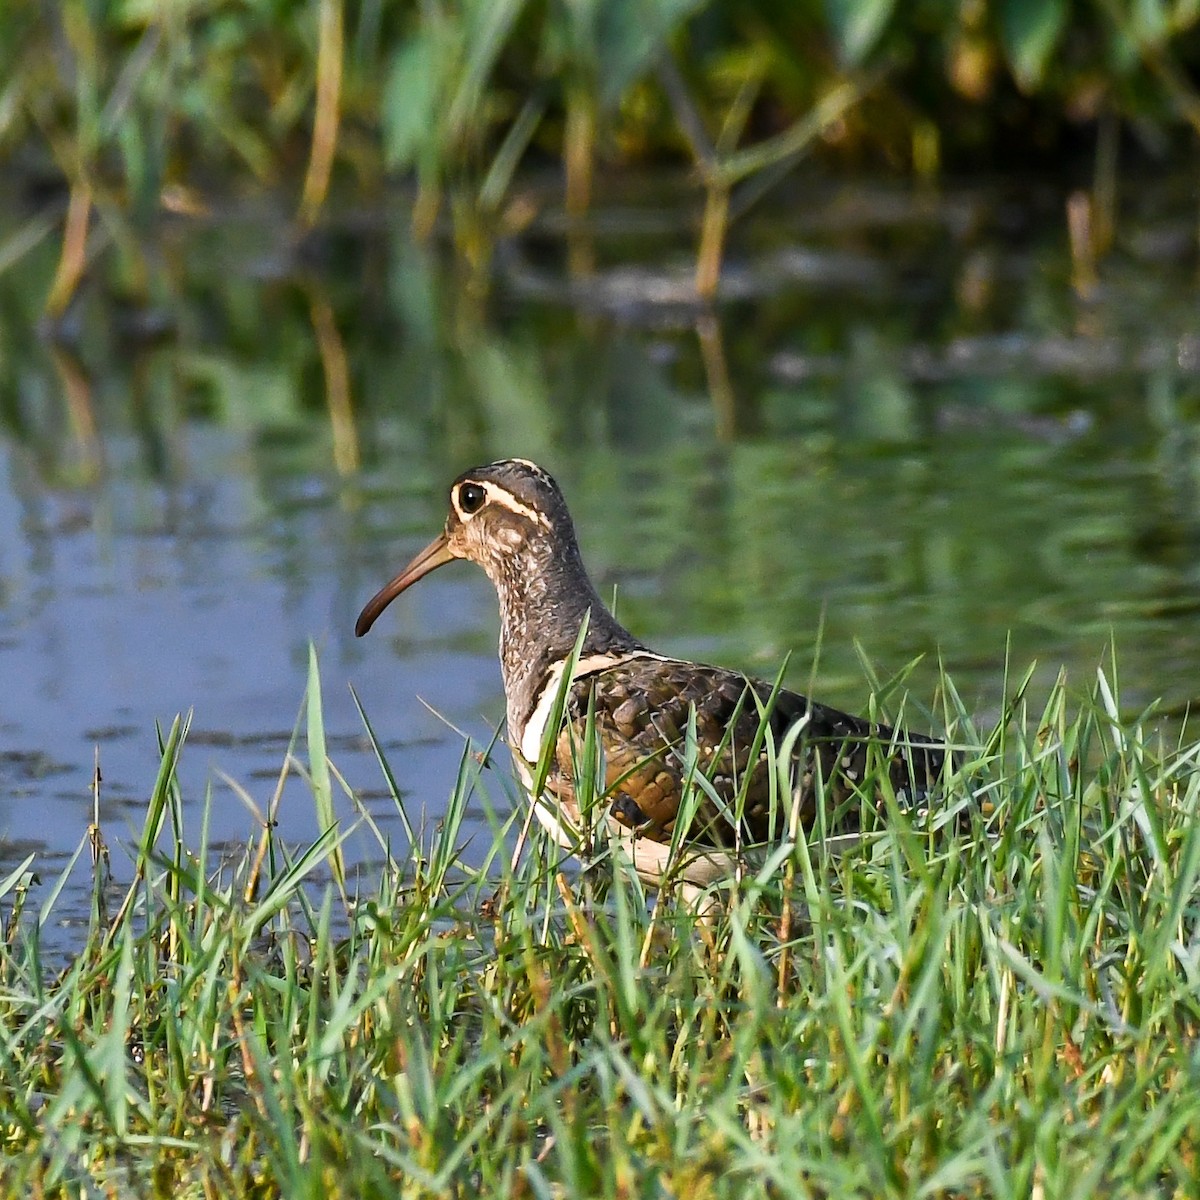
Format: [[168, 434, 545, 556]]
[[355, 458, 577, 636]]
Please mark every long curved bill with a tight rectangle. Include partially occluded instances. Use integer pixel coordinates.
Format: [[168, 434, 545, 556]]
[[355, 532, 456, 636]]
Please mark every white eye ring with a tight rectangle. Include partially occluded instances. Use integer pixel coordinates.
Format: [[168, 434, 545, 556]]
[[458, 482, 486, 514]]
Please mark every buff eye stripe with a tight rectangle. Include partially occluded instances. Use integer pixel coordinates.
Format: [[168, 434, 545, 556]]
[[452, 480, 551, 528]]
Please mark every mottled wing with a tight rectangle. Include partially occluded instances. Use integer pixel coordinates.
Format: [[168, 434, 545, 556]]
[[541, 656, 949, 849]]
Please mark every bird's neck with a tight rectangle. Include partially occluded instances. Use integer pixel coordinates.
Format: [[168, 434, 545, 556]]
[[487, 538, 643, 739]]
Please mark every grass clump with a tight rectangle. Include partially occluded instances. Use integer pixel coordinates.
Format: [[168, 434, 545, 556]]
[[1, 654, 1198, 1197]]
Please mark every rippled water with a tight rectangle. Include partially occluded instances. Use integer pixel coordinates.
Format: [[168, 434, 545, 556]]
[[2, 177, 1199, 946]]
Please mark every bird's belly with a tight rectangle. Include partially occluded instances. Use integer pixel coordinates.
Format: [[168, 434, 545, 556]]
[[511, 751, 578, 852], [510, 746, 734, 887]]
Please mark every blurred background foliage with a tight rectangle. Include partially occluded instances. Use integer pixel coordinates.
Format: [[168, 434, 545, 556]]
[[3, 0, 1200, 305]]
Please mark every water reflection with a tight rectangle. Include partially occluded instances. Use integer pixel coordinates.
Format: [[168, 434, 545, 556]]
[[1, 178, 1199, 946]]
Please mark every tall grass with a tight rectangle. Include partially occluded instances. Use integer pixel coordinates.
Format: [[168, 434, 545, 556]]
[[1, 651, 1198, 1196]]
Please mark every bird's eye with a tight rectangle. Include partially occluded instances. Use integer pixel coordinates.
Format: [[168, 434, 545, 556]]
[[458, 483, 486, 514]]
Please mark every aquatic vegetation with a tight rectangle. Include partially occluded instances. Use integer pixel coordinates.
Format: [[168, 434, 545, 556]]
[[3, 0, 1200, 305], [1, 652, 1197, 1195]]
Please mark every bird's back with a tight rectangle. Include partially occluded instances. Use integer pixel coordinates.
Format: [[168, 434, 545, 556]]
[[537, 653, 950, 849]]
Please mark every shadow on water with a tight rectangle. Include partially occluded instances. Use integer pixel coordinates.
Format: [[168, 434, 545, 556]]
[[2, 174, 1200, 948]]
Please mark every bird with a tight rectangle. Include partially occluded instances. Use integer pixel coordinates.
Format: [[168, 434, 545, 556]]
[[355, 458, 951, 889]]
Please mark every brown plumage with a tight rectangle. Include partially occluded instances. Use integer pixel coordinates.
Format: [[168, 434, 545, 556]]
[[356, 458, 950, 886], [544, 657, 946, 850]]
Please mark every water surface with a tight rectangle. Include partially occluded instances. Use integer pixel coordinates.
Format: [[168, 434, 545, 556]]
[[2, 177, 1198, 945]]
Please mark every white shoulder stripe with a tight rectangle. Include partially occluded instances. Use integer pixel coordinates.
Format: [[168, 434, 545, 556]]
[[518, 650, 671, 763]]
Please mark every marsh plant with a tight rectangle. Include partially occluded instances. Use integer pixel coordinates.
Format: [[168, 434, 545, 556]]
[[5, 0, 1200, 308]]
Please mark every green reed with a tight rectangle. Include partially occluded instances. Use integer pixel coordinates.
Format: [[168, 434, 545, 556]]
[[1, 647, 1198, 1196], [4, 1, 1200, 308]]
